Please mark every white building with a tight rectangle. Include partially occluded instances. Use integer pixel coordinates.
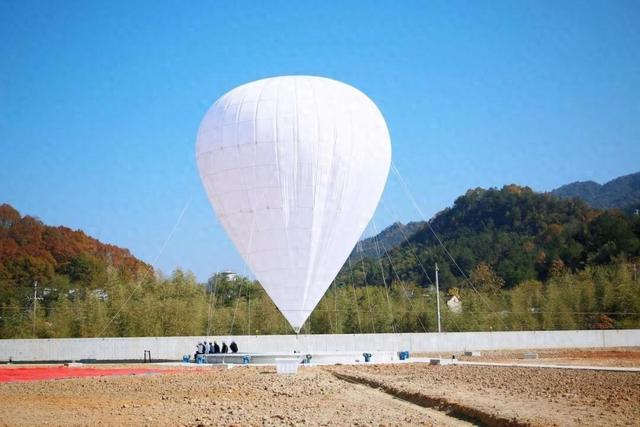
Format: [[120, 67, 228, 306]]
[[447, 295, 462, 313], [220, 270, 238, 281]]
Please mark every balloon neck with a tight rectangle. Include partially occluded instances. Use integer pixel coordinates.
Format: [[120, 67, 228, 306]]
[[294, 326, 301, 335]]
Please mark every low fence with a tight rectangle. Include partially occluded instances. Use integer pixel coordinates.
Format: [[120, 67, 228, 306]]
[[0, 329, 638, 362]]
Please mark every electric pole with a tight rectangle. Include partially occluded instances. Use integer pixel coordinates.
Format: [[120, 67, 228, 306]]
[[435, 264, 442, 333]]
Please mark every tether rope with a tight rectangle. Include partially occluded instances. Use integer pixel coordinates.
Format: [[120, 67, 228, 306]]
[[346, 257, 363, 333], [205, 266, 220, 336], [371, 219, 428, 333], [370, 221, 397, 333], [390, 162, 507, 329], [97, 195, 193, 337], [332, 280, 339, 334], [379, 196, 466, 332], [357, 240, 377, 333]]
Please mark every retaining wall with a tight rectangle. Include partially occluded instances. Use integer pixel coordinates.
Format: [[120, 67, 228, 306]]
[[1, 329, 638, 362]]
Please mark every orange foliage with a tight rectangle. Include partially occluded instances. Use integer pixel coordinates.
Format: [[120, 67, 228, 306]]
[[0, 203, 150, 285]]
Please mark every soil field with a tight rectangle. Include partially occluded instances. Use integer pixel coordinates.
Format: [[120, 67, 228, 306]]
[[0, 365, 464, 427], [0, 348, 638, 426], [330, 364, 640, 426]]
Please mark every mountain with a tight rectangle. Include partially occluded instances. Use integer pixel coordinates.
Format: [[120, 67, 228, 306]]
[[0, 203, 150, 295], [336, 185, 640, 289], [350, 221, 425, 260], [552, 172, 640, 212]]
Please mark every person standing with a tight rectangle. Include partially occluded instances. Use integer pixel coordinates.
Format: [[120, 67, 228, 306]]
[[194, 342, 204, 360]]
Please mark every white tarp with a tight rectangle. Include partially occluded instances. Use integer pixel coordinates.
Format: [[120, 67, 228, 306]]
[[196, 75, 391, 331]]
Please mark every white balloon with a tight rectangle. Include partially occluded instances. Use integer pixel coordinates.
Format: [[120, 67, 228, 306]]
[[196, 76, 391, 332]]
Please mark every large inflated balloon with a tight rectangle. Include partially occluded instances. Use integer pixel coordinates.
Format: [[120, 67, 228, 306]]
[[196, 76, 391, 331]]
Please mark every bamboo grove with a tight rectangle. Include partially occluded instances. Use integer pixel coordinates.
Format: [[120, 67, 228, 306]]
[[1, 262, 638, 338]]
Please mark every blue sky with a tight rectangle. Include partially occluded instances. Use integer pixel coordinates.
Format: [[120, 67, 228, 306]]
[[1, 1, 639, 281]]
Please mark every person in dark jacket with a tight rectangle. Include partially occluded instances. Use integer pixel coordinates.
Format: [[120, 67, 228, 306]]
[[230, 341, 238, 353], [212, 341, 220, 353], [221, 342, 228, 353]]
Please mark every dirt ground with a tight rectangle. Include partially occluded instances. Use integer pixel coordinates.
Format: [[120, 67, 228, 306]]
[[0, 348, 638, 426], [331, 364, 640, 426], [0, 366, 462, 427]]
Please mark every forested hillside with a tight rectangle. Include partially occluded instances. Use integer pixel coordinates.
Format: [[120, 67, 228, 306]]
[[0, 204, 149, 290], [552, 171, 640, 212], [349, 221, 425, 260], [337, 185, 640, 288], [0, 204, 155, 337]]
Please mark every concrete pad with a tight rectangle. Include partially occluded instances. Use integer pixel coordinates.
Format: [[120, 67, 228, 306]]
[[63, 362, 83, 367], [199, 351, 399, 366], [455, 360, 640, 372], [429, 358, 456, 366]]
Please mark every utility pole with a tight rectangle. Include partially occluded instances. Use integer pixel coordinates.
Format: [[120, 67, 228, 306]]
[[435, 264, 442, 333], [32, 280, 38, 337]]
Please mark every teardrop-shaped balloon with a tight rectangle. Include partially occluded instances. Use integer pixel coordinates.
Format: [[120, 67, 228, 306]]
[[196, 76, 391, 332]]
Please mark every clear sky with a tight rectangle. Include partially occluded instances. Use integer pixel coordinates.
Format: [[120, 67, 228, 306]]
[[1, 1, 639, 281]]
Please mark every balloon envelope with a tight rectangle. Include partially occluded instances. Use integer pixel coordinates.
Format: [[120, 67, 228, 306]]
[[196, 76, 391, 331]]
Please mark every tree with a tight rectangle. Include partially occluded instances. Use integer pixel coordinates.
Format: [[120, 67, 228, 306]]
[[470, 262, 505, 295]]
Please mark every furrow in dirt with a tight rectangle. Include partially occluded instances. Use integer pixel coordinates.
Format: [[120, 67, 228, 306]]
[[331, 371, 529, 427]]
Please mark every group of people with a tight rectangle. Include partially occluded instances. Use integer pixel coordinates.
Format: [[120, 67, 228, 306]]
[[195, 340, 238, 359]]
